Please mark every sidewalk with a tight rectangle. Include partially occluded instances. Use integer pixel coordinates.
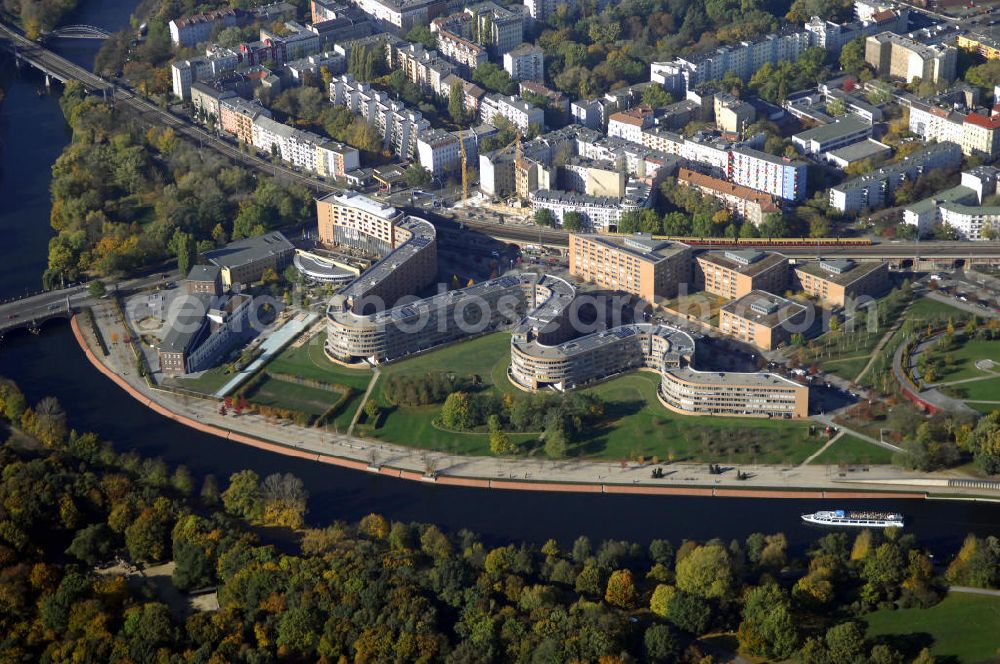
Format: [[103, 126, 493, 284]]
[[71, 306, 999, 500]]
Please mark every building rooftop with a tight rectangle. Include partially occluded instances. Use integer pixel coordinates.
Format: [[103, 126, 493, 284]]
[[678, 168, 781, 214], [667, 365, 803, 389], [318, 191, 401, 220], [793, 115, 870, 145], [160, 293, 212, 354], [186, 265, 221, 282], [573, 233, 690, 264], [826, 138, 891, 165], [794, 259, 888, 287], [204, 232, 294, 269], [697, 249, 787, 277], [520, 322, 695, 361], [722, 289, 807, 328]]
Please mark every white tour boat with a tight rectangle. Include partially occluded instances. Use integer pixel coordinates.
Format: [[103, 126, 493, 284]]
[[801, 510, 903, 528]]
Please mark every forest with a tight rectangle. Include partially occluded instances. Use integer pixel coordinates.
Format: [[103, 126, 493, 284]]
[[45, 82, 313, 287], [0, 375, 998, 663]]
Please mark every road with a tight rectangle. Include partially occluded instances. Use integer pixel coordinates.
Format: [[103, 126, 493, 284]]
[[0, 21, 335, 195]]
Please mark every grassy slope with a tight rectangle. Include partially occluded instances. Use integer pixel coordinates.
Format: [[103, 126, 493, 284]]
[[863, 593, 1000, 664], [808, 434, 895, 466]]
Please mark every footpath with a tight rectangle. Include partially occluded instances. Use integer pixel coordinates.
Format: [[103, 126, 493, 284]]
[[71, 306, 1000, 500]]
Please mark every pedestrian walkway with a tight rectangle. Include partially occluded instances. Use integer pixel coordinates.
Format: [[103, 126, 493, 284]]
[[800, 430, 845, 467], [348, 368, 380, 436]]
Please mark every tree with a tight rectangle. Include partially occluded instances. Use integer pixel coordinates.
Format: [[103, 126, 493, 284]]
[[364, 398, 381, 425], [488, 414, 517, 455], [88, 281, 107, 298], [441, 392, 474, 430], [124, 498, 174, 562], [665, 589, 712, 635], [448, 80, 467, 125], [650, 584, 676, 618], [824, 622, 866, 664], [222, 470, 262, 521], [543, 422, 569, 458], [643, 625, 679, 663], [260, 473, 309, 528], [675, 543, 732, 599], [405, 163, 432, 188], [534, 208, 556, 227], [405, 24, 436, 49], [560, 211, 584, 231], [170, 229, 197, 277], [737, 583, 799, 659], [66, 524, 114, 565], [605, 569, 637, 608], [641, 85, 674, 108], [200, 475, 221, 506]]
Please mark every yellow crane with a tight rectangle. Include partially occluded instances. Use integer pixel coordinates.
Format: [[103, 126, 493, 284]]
[[459, 128, 469, 204]]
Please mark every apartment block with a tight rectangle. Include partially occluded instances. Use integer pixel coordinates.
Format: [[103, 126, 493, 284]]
[[329, 74, 431, 157], [219, 97, 272, 145], [792, 115, 873, 155], [530, 184, 652, 232], [904, 166, 1000, 240], [728, 147, 807, 202], [829, 141, 963, 213], [793, 259, 890, 307], [350, 0, 437, 31], [315, 191, 404, 254], [658, 367, 809, 418], [677, 168, 781, 227], [695, 250, 789, 300], [908, 101, 1000, 161], [719, 290, 809, 351], [865, 32, 956, 84], [479, 93, 545, 131], [503, 43, 544, 82], [523, 0, 578, 20], [569, 233, 692, 301], [169, 8, 242, 47], [315, 141, 360, 178], [608, 107, 654, 145]]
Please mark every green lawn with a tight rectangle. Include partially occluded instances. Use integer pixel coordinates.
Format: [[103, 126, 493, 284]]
[[950, 376, 1000, 402], [260, 332, 375, 430], [864, 593, 1000, 663], [908, 296, 969, 321], [247, 376, 343, 417], [822, 355, 872, 382], [809, 434, 895, 466], [927, 338, 1000, 384], [366, 334, 821, 462], [967, 402, 1000, 415]]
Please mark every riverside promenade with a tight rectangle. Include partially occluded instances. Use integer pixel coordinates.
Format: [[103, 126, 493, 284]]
[[71, 306, 994, 500]]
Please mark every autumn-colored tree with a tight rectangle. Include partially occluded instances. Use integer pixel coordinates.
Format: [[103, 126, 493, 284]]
[[605, 569, 637, 608], [649, 584, 676, 618]]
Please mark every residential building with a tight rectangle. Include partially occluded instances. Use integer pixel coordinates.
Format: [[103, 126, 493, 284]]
[[804, 7, 909, 52], [432, 2, 523, 65], [793, 259, 890, 307], [252, 116, 322, 172], [829, 141, 963, 212], [728, 147, 807, 202], [283, 51, 347, 84], [520, 81, 570, 124], [607, 107, 654, 145], [908, 100, 1000, 161], [219, 97, 272, 145], [350, 0, 437, 31], [171, 47, 241, 99], [562, 157, 626, 197], [523, 0, 578, 20], [719, 289, 809, 351], [792, 115, 873, 155], [903, 166, 1000, 240], [329, 74, 431, 157], [503, 43, 544, 82], [479, 93, 544, 131], [658, 367, 809, 418], [169, 8, 242, 47], [529, 182, 652, 232], [158, 293, 255, 374], [714, 92, 756, 135], [315, 141, 360, 178], [204, 232, 295, 289], [677, 168, 781, 226], [865, 32, 956, 84], [568, 233, 692, 300], [388, 41, 455, 93], [416, 125, 493, 176], [695, 250, 789, 300], [189, 83, 236, 124]]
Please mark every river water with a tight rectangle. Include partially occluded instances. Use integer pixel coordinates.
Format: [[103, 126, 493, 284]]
[[1, 2, 999, 553]]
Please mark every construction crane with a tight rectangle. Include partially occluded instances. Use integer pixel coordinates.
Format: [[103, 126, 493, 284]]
[[459, 128, 469, 204]]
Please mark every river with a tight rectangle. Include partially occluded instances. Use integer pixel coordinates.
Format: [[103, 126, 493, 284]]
[[1, 1, 999, 554]]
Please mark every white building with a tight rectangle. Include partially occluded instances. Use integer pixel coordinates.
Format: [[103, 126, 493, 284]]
[[903, 167, 1000, 240], [479, 93, 545, 131], [171, 47, 240, 99], [316, 141, 361, 178], [351, 0, 435, 31], [523, 0, 578, 20], [169, 8, 241, 47], [908, 101, 1000, 162], [503, 43, 544, 82], [330, 74, 431, 157], [529, 182, 652, 232], [252, 116, 324, 172], [608, 108, 654, 145]]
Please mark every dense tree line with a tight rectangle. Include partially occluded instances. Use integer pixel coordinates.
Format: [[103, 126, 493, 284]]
[[0, 375, 997, 662], [383, 372, 476, 406], [46, 82, 312, 286]]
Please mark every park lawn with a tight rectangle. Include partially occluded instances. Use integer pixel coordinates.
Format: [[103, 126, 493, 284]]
[[247, 376, 344, 417], [821, 355, 871, 382], [967, 402, 1000, 415], [265, 331, 374, 392], [928, 338, 1000, 383], [908, 296, 968, 321], [376, 332, 515, 396], [808, 434, 895, 466], [864, 593, 1000, 664], [950, 375, 1000, 402]]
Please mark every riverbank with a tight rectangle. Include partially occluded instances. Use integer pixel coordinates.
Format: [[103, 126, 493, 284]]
[[71, 306, 1000, 501]]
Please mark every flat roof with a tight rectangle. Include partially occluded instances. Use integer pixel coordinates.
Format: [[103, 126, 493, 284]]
[[697, 250, 787, 277], [572, 233, 690, 264], [160, 293, 212, 354], [721, 289, 807, 328], [317, 190, 401, 220], [667, 365, 804, 389], [794, 259, 888, 286], [186, 265, 221, 282], [826, 138, 891, 164], [794, 116, 871, 145], [517, 322, 695, 361], [204, 232, 293, 269]]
